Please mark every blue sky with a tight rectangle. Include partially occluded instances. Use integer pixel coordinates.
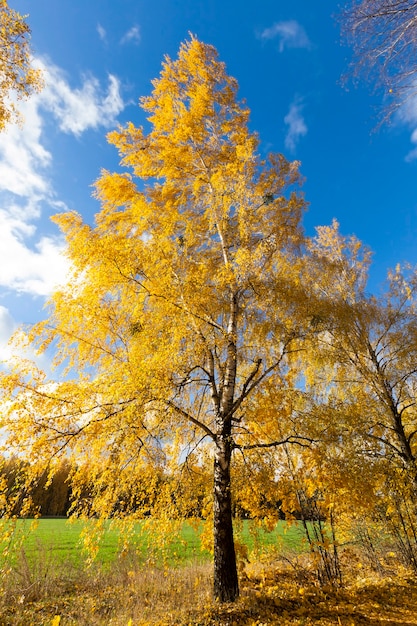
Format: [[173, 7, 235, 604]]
[[1, 0, 417, 358]]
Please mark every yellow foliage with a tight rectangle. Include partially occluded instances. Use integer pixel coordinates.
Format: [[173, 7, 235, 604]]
[[0, 35, 308, 511], [0, 36, 370, 603], [0, 1, 43, 130]]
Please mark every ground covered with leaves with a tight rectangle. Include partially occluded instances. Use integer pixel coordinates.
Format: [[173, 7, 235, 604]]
[[2, 556, 417, 626]]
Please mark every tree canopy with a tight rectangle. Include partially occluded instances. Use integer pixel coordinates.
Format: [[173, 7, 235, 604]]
[[0, 0, 43, 130], [3, 34, 417, 605], [341, 0, 417, 117], [0, 37, 313, 602]]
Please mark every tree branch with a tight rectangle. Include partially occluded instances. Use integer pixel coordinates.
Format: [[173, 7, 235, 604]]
[[234, 434, 315, 451], [166, 399, 215, 440]]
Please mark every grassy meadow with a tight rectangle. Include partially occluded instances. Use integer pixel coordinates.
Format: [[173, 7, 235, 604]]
[[7, 517, 306, 567], [1, 518, 417, 625]]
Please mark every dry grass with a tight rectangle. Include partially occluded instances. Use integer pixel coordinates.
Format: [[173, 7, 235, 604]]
[[2, 548, 417, 625]]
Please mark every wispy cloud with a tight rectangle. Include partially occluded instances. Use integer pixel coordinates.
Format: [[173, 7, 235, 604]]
[[0, 204, 68, 296], [405, 137, 417, 162], [396, 91, 417, 161], [284, 99, 307, 152], [0, 305, 16, 360], [0, 57, 126, 297], [0, 102, 51, 199], [38, 60, 124, 136], [97, 23, 107, 42], [0, 97, 68, 295], [0, 304, 54, 373], [120, 25, 141, 45], [259, 20, 311, 52]]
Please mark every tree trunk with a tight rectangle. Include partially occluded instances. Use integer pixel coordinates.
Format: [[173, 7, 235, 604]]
[[213, 437, 239, 602]]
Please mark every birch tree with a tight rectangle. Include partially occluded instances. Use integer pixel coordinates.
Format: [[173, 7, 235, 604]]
[[341, 0, 417, 117], [0, 37, 311, 602], [308, 223, 417, 480]]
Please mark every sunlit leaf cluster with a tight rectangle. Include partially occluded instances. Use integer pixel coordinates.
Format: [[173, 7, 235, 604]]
[[0, 0, 43, 130]]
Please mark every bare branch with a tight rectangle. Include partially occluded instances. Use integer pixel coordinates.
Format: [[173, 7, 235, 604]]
[[235, 434, 315, 451], [166, 399, 216, 440], [341, 0, 417, 120], [228, 336, 297, 419]]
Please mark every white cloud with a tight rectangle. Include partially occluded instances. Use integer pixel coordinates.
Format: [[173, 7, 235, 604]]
[[0, 57, 126, 297], [405, 145, 417, 162], [38, 61, 124, 136], [97, 23, 107, 42], [259, 20, 311, 52], [0, 305, 54, 374], [0, 306, 16, 360], [396, 93, 417, 161], [120, 25, 141, 45], [0, 100, 51, 198], [0, 208, 69, 295], [284, 99, 308, 152]]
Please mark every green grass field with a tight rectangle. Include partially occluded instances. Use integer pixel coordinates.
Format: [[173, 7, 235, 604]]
[[5, 517, 306, 569], [4, 518, 414, 626]]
